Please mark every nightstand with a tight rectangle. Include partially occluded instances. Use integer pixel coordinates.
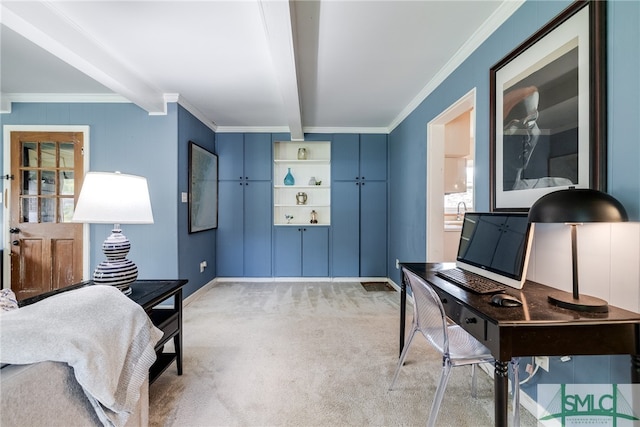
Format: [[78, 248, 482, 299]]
[[127, 280, 188, 384]]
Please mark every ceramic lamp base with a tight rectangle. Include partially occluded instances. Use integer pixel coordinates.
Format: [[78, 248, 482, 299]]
[[93, 228, 138, 294]]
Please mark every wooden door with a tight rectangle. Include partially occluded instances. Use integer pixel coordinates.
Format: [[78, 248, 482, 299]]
[[9, 131, 84, 301]]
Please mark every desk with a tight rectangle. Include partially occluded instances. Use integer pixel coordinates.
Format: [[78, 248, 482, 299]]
[[399, 262, 640, 427]]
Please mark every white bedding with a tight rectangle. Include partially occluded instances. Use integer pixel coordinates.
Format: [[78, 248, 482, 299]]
[[0, 285, 163, 427]]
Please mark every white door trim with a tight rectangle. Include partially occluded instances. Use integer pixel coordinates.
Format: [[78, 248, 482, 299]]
[[2, 125, 91, 288], [426, 89, 476, 262]]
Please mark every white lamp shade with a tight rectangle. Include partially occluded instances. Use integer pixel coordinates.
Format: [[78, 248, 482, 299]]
[[72, 172, 154, 224]]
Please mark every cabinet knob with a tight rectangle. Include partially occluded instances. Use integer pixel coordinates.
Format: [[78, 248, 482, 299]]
[[465, 317, 477, 324]]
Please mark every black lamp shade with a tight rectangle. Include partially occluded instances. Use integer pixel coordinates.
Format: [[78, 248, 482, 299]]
[[528, 188, 628, 224]]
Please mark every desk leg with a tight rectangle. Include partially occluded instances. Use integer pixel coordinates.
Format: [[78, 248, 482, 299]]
[[175, 288, 183, 375], [632, 354, 640, 383], [494, 360, 509, 427], [399, 277, 407, 357]]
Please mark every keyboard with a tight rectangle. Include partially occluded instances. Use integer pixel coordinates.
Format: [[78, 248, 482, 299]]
[[436, 268, 506, 294]]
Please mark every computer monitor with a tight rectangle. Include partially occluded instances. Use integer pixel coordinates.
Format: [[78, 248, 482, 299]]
[[455, 212, 534, 289]]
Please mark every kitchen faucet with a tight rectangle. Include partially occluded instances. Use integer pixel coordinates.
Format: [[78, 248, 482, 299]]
[[456, 201, 467, 221]]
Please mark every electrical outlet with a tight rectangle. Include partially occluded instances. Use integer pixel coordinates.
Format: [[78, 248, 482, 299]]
[[395, 259, 400, 269], [535, 356, 549, 372]]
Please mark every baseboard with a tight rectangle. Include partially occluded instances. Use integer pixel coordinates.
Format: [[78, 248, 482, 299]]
[[213, 276, 390, 283], [183, 278, 216, 307]]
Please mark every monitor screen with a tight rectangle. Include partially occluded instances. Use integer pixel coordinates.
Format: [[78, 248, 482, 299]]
[[456, 212, 534, 289]]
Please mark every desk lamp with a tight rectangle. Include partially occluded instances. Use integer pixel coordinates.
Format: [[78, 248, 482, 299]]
[[72, 172, 154, 295], [528, 187, 627, 312]]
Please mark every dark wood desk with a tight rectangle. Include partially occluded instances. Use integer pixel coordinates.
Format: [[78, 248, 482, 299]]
[[399, 262, 640, 427]]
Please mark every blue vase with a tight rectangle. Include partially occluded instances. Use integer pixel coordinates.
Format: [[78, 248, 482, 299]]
[[284, 168, 295, 185]]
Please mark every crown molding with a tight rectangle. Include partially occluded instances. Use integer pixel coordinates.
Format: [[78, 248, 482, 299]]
[[388, 0, 525, 132]]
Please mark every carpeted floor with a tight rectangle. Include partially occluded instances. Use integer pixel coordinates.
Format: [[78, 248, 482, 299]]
[[149, 281, 536, 426]]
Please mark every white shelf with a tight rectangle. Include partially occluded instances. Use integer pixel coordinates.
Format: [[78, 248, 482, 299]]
[[274, 140, 331, 226]]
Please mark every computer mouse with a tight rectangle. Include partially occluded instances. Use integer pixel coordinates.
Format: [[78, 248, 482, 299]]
[[490, 294, 522, 307]]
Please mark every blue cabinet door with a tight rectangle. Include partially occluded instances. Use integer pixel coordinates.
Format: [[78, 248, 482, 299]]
[[302, 227, 329, 277], [244, 133, 272, 181], [331, 181, 360, 276], [274, 226, 329, 277], [216, 180, 244, 276], [274, 227, 302, 276], [332, 134, 359, 181], [244, 181, 272, 276], [360, 180, 387, 277], [216, 133, 244, 181], [360, 134, 387, 181]]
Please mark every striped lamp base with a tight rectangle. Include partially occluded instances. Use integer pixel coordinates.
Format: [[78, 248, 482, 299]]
[[93, 228, 138, 295]]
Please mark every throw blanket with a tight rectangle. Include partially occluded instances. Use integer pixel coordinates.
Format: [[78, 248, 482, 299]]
[[0, 285, 163, 427]]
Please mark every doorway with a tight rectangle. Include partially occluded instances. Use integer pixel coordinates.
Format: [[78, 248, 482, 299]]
[[426, 89, 476, 262], [3, 126, 89, 300]]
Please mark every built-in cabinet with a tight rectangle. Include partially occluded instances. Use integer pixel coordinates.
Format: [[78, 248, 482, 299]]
[[215, 132, 388, 278], [273, 226, 329, 277], [273, 139, 330, 276], [216, 133, 272, 277], [331, 134, 387, 277]]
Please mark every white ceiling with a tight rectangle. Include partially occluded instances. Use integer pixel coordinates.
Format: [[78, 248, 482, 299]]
[[0, 1, 523, 140]]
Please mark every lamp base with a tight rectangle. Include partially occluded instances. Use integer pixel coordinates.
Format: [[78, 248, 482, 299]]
[[93, 258, 138, 295], [547, 291, 609, 313]]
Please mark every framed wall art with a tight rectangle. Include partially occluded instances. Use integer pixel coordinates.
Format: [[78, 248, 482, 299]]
[[490, 0, 606, 211], [189, 141, 218, 233]]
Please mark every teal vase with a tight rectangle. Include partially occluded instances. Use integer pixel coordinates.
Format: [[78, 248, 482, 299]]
[[284, 168, 295, 185]]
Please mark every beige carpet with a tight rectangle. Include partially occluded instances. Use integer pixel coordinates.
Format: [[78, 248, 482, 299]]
[[149, 281, 536, 426]]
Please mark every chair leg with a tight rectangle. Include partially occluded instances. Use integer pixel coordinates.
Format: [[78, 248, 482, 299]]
[[427, 360, 452, 427], [511, 358, 520, 427], [471, 364, 477, 398], [389, 326, 418, 390]]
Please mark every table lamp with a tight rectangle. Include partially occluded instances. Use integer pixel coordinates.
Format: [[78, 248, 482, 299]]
[[72, 171, 154, 295], [528, 187, 628, 312]]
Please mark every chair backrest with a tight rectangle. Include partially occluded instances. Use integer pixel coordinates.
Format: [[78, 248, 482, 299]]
[[403, 267, 450, 356]]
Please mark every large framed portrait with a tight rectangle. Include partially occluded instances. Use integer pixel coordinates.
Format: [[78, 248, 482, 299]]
[[189, 141, 218, 233], [490, 0, 606, 211]]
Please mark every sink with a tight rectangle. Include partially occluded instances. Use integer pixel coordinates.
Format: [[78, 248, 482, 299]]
[[444, 219, 463, 231]]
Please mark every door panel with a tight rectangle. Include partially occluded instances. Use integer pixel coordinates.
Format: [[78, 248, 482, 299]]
[[9, 131, 84, 301], [331, 181, 359, 276], [360, 181, 387, 277], [302, 227, 329, 277]]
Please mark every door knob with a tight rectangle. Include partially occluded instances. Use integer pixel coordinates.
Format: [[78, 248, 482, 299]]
[[9, 227, 20, 234], [12, 240, 19, 246]]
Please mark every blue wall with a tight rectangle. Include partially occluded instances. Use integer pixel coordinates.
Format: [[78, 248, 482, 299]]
[[387, 0, 640, 401], [1, 102, 181, 284], [388, 0, 640, 285], [177, 106, 217, 296]]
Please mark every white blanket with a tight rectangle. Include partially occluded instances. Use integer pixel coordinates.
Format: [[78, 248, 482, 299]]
[[0, 285, 163, 427]]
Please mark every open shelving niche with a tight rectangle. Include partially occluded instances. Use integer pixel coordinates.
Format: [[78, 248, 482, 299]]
[[273, 141, 331, 226]]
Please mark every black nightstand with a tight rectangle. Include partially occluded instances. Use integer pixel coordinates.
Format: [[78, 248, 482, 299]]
[[127, 280, 188, 384], [18, 278, 188, 384]]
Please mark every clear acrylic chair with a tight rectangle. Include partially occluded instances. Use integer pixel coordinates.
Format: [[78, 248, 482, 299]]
[[390, 267, 520, 427]]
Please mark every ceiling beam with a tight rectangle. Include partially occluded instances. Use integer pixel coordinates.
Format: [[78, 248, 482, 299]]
[[0, 1, 167, 114], [258, 0, 304, 141]]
